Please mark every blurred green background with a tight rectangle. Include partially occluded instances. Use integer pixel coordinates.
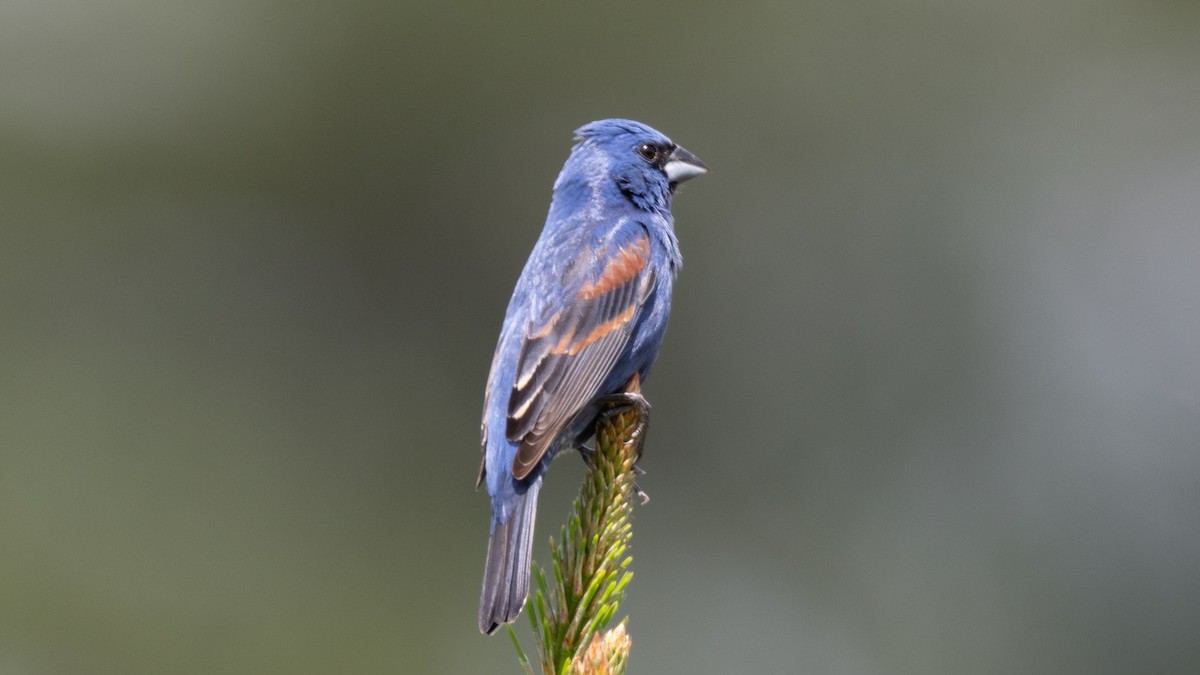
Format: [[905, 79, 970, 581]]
[[4, 0, 1199, 672]]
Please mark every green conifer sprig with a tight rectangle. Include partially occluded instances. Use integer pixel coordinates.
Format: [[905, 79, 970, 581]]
[[511, 405, 642, 675]]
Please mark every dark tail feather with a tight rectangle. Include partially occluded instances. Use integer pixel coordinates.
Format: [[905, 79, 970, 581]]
[[479, 480, 541, 634]]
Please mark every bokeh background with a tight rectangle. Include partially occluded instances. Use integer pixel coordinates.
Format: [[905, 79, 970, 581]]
[[4, 1, 1200, 672]]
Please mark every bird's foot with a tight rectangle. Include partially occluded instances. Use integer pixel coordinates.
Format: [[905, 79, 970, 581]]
[[633, 480, 650, 505], [577, 443, 597, 470], [593, 390, 651, 504], [593, 391, 651, 461]]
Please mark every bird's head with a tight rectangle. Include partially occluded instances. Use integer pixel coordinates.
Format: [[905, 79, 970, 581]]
[[557, 119, 708, 213]]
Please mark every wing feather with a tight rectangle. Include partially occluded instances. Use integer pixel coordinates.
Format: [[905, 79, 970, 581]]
[[506, 228, 654, 480]]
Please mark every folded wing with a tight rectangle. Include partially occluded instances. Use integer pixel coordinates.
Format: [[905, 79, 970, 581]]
[[505, 225, 655, 480]]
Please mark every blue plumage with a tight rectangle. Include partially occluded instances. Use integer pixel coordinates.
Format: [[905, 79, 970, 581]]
[[477, 119, 707, 634]]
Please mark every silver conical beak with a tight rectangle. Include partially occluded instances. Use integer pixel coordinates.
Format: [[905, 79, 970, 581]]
[[664, 145, 709, 184]]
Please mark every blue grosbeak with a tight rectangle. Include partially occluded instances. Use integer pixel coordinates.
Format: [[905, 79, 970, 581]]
[[477, 119, 707, 634]]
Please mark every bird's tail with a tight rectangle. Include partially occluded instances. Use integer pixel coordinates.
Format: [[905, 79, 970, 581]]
[[479, 479, 541, 634]]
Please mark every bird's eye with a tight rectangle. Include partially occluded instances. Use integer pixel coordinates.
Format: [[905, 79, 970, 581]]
[[636, 143, 659, 162]]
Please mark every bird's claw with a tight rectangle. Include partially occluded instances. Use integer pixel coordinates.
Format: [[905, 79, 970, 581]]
[[633, 481, 650, 505], [578, 444, 597, 470], [593, 391, 651, 461], [584, 392, 652, 505]]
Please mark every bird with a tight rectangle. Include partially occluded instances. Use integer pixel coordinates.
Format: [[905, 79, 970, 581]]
[[476, 119, 708, 634]]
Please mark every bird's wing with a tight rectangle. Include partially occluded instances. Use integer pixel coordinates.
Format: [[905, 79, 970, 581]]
[[505, 222, 655, 480]]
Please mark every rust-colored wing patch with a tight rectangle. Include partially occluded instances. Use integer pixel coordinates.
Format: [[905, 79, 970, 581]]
[[578, 236, 650, 300], [552, 304, 637, 356]]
